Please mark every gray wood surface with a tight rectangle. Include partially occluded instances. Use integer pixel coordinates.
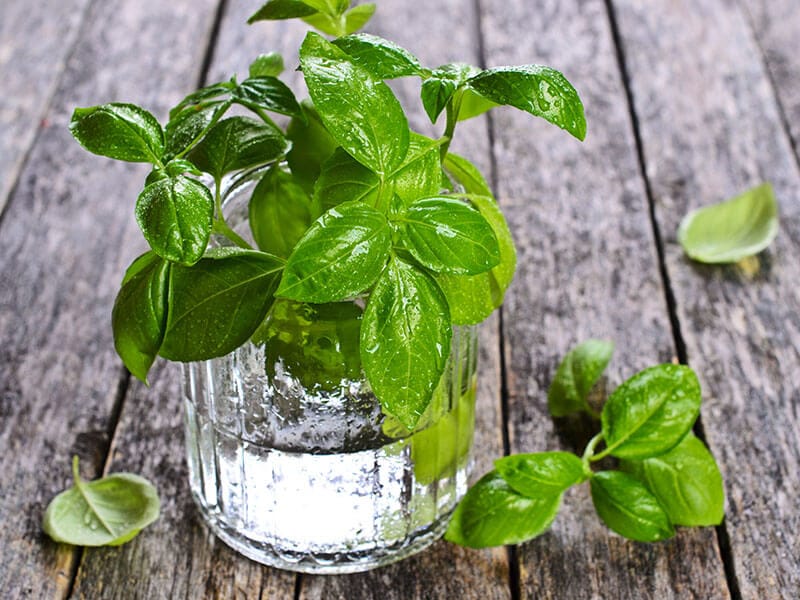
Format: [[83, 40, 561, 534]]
[[0, 0, 219, 597], [0, 0, 92, 214], [611, 0, 800, 597], [479, 0, 730, 598]]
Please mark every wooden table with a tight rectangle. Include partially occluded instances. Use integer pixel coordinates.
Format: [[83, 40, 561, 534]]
[[2, 0, 798, 597]]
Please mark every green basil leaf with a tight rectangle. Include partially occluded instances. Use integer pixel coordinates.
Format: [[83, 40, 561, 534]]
[[361, 258, 451, 429], [445, 471, 561, 548], [164, 159, 202, 178], [169, 82, 233, 120], [547, 339, 614, 417], [286, 100, 339, 192], [70, 103, 164, 164], [302, 0, 348, 15], [398, 197, 500, 275], [135, 175, 213, 266], [249, 166, 313, 258], [457, 88, 498, 121], [160, 249, 283, 361], [677, 183, 779, 264], [112, 252, 170, 383], [43, 457, 160, 547], [392, 133, 444, 205], [443, 152, 492, 197], [601, 364, 702, 460], [314, 148, 387, 211], [467, 66, 586, 141], [333, 33, 422, 79], [164, 100, 231, 159], [248, 0, 318, 22], [421, 64, 480, 123], [621, 433, 724, 526], [234, 76, 303, 120], [435, 193, 516, 324], [301, 12, 344, 36], [187, 116, 287, 180], [343, 3, 376, 34], [249, 52, 285, 78], [495, 452, 587, 497], [590, 471, 674, 542], [300, 32, 410, 174], [276, 200, 391, 302]]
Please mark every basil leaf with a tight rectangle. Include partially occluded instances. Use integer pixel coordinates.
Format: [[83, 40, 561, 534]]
[[43, 457, 160, 547], [249, 166, 313, 258], [314, 148, 387, 211], [160, 249, 283, 361], [458, 88, 498, 121], [164, 100, 231, 159], [621, 433, 724, 526], [249, 52, 284, 78], [300, 32, 410, 174], [547, 339, 614, 417], [343, 3, 376, 34], [677, 182, 779, 264], [495, 452, 587, 497], [169, 82, 233, 120], [445, 471, 561, 548], [135, 175, 213, 266], [286, 100, 339, 191], [111, 253, 169, 383], [421, 63, 480, 123], [590, 471, 674, 542], [601, 364, 702, 460], [333, 33, 422, 79], [187, 116, 288, 180], [234, 76, 303, 120], [248, 0, 318, 22], [70, 103, 164, 164], [301, 12, 345, 36], [392, 134, 444, 205], [467, 66, 586, 141], [398, 197, 500, 275], [436, 193, 516, 324], [276, 201, 391, 303], [444, 152, 492, 197], [302, 0, 348, 15], [361, 258, 451, 429]]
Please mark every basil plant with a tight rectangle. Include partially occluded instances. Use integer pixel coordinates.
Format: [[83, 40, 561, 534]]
[[70, 0, 586, 430]]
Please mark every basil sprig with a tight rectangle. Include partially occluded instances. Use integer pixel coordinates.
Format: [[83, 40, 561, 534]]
[[446, 342, 725, 547]]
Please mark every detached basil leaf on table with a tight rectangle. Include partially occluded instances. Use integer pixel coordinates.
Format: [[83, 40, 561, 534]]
[[547, 339, 614, 417], [495, 451, 588, 497], [678, 182, 779, 264], [43, 457, 160, 547], [70, 103, 165, 164]]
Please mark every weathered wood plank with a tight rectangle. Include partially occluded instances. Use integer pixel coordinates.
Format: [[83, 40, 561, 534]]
[[611, 0, 800, 597], [478, 0, 730, 597], [0, 0, 92, 214], [739, 0, 800, 165], [0, 0, 220, 597]]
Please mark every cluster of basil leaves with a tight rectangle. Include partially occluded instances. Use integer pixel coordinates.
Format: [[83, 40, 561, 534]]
[[69, 0, 586, 431], [446, 340, 725, 547]]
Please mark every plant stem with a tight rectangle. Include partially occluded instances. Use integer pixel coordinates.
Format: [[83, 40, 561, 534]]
[[582, 432, 604, 465], [439, 89, 464, 162], [253, 107, 282, 131]]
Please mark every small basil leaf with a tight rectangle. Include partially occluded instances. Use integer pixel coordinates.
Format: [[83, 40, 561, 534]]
[[302, 0, 348, 15], [361, 258, 452, 429], [286, 100, 339, 192], [601, 364, 702, 460], [547, 339, 615, 417], [333, 33, 422, 79], [621, 433, 724, 526], [314, 148, 387, 211], [443, 152, 492, 197], [677, 183, 779, 264], [590, 471, 674, 542], [392, 133, 444, 205], [467, 65, 586, 141], [112, 252, 170, 383], [344, 3, 376, 34], [249, 166, 313, 257], [276, 201, 391, 302], [301, 12, 345, 36], [248, 0, 318, 22], [300, 32, 410, 174], [445, 470, 561, 548], [249, 52, 284, 78], [169, 82, 233, 120], [70, 103, 164, 164], [164, 159, 202, 178], [234, 76, 303, 120], [164, 100, 231, 159], [398, 197, 500, 275], [458, 88, 498, 121], [160, 249, 284, 361], [43, 457, 160, 547], [495, 452, 587, 497], [421, 64, 481, 123], [187, 116, 288, 180], [135, 176, 213, 266]]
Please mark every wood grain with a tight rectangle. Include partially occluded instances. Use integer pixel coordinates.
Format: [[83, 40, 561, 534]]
[[0, 0, 219, 597], [610, 0, 800, 597], [478, 0, 730, 597], [0, 0, 92, 214]]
